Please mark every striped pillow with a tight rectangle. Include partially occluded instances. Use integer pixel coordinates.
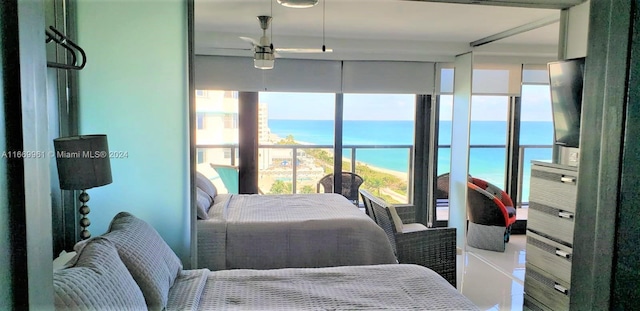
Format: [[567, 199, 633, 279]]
[[53, 237, 147, 311], [103, 212, 183, 311]]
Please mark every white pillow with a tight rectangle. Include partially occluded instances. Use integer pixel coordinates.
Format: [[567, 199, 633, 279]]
[[53, 250, 77, 271], [196, 187, 213, 219], [196, 172, 217, 199]]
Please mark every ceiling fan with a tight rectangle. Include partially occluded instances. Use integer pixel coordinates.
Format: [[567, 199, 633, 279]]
[[241, 15, 332, 70]]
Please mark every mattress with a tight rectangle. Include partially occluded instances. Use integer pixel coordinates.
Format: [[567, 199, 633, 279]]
[[197, 193, 397, 270]]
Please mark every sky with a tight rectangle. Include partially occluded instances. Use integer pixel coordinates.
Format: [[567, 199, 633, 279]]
[[259, 92, 415, 121], [260, 84, 553, 122]]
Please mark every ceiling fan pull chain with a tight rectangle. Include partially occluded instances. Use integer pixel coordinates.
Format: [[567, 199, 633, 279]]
[[322, 0, 326, 52]]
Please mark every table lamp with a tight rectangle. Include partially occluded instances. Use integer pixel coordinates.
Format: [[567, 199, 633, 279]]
[[53, 134, 112, 240]]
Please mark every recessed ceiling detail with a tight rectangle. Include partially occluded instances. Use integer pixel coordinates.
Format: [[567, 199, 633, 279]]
[[194, 0, 564, 63]]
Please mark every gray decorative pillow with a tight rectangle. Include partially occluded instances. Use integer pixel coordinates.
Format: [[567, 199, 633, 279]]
[[196, 171, 217, 199], [103, 212, 183, 311], [53, 237, 147, 311], [196, 187, 213, 219]]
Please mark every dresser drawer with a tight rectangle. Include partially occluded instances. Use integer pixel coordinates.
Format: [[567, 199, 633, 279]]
[[527, 204, 575, 245], [529, 165, 578, 213], [524, 263, 570, 311], [526, 230, 572, 283], [524, 294, 554, 311]]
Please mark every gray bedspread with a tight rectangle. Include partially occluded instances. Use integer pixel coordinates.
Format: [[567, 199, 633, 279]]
[[166, 264, 479, 310], [197, 193, 397, 270]]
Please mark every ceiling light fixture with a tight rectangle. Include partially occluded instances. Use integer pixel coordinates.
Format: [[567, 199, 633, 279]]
[[254, 48, 275, 70], [277, 0, 318, 8]]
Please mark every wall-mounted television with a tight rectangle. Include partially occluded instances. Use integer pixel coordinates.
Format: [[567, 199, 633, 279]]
[[548, 57, 585, 148]]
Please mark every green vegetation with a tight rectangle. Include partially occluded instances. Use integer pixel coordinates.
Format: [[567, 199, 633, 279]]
[[268, 181, 316, 195], [299, 185, 315, 194], [304, 148, 333, 174], [270, 135, 409, 204], [270, 180, 292, 194], [276, 135, 298, 145], [353, 162, 407, 204], [302, 140, 408, 204]]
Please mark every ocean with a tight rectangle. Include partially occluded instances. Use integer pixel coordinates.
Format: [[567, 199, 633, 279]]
[[268, 120, 554, 201]]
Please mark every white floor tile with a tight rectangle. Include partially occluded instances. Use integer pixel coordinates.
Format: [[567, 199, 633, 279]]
[[458, 234, 527, 311]]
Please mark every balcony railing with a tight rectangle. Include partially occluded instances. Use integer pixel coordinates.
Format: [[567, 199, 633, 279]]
[[195, 143, 551, 206]]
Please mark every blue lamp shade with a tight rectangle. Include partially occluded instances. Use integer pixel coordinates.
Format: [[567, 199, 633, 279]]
[[53, 135, 113, 190]]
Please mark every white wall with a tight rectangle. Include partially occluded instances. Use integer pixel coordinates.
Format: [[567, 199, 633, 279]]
[[76, 0, 190, 262], [564, 0, 590, 58]]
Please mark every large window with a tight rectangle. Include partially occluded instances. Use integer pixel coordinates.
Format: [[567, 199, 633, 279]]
[[197, 90, 418, 199], [519, 82, 553, 205], [468, 95, 509, 189], [258, 92, 335, 195], [343, 94, 415, 204], [194, 64, 552, 210]]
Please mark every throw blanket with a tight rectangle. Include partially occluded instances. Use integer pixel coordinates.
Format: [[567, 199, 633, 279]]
[[166, 264, 479, 310], [197, 193, 397, 270]]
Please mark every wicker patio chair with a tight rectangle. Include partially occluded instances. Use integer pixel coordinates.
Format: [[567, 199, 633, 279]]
[[435, 172, 451, 200], [359, 189, 377, 222], [359, 189, 457, 287], [317, 172, 364, 206]]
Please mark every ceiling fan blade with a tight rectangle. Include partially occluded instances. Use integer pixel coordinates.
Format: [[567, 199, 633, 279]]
[[206, 47, 254, 56], [239, 36, 260, 47], [214, 47, 253, 51], [275, 47, 333, 53]]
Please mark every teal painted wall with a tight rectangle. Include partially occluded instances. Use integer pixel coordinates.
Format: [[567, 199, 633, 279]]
[[76, 0, 190, 262]]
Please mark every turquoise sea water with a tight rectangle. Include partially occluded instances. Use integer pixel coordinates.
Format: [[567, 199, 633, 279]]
[[268, 120, 554, 201]]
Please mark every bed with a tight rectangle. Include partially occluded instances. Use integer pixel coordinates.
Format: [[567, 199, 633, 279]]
[[197, 192, 398, 270], [53, 212, 479, 311], [171, 265, 477, 310]]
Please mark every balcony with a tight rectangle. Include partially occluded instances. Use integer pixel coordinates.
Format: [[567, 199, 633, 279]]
[[195, 143, 552, 209]]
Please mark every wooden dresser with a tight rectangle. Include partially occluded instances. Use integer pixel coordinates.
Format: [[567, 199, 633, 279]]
[[524, 161, 578, 311]]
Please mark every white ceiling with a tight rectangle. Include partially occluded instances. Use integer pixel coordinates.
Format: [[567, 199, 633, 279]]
[[194, 0, 568, 63]]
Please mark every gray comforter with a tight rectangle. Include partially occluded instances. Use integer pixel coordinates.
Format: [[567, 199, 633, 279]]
[[166, 264, 479, 310], [197, 193, 397, 270]]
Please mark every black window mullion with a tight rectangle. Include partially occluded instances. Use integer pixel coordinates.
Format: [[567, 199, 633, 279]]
[[333, 93, 343, 192]]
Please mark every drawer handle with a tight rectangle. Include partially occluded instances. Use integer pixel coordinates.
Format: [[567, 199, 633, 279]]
[[560, 176, 576, 183], [554, 283, 569, 295], [555, 249, 571, 259], [558, 211, 574, 219]]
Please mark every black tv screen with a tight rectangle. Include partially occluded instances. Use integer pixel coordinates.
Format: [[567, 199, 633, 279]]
[[548, 57, 585, 148]]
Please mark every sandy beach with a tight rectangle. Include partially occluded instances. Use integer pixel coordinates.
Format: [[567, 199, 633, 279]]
[[344, 158, 408, 180], [268, 135, 409, 180]]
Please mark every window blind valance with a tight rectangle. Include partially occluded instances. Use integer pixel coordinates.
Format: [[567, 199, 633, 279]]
[[194, 55, 435, 94]]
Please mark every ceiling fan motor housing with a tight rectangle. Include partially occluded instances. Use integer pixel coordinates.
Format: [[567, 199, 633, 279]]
[[254, 47, 275, 69]]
